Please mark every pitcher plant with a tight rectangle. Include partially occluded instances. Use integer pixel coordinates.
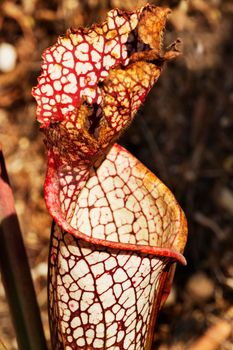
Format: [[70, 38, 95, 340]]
[[32, 4, 188, 350]]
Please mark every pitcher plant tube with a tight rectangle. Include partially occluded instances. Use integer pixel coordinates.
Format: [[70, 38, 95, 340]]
[[32, 4, 188, 350], [0, 148, 48, 350]]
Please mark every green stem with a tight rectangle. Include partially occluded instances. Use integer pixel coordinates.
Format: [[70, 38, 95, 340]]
[[0, 147, 48, 350]]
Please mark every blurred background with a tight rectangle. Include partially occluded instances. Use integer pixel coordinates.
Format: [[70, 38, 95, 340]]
[[0, 0, 232, 349]]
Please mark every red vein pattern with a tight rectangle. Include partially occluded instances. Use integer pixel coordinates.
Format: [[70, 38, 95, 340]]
[[32, 5, 175, 168], [32, 8, 142, 126], [47, 144, 187, 350], [59, 144, 185, 252], [49, 225, 171, 350], [33, 4, 187, 350]]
